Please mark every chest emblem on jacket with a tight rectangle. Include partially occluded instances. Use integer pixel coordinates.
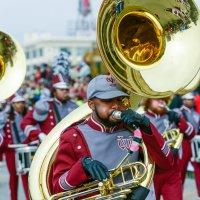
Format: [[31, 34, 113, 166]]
[[117, 136, 133, 150]]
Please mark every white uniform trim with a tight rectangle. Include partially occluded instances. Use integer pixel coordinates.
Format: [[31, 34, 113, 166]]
[[24, 125, 38, 137], [185, 122, 193, 136], [0, 134, 3, 146], [161, 142, 170, 157], [59, 171, 75, 190], [161, 141, 167, 151], [91, 116, 104, 132]]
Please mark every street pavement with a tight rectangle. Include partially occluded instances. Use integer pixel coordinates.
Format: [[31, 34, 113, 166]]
[[0, 161, 199, 200]]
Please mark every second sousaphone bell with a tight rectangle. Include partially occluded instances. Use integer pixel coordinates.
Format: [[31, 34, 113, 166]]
[[0, 30, 26, 101]]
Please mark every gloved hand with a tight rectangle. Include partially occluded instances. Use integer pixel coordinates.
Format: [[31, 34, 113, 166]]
[[121, 109, 151, 134], [82, 157, 109, 181], [38, 133, 47, 142], [171, 147, 179, 157], [126, 186, 150, 200], [167, 110, 180, 125]]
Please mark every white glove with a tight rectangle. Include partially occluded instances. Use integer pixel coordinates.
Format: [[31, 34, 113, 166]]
[[38, 133, 47, 142]]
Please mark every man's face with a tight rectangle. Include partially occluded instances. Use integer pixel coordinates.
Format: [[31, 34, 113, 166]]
[[12, 102, 26, 114], [88, 96, 130, 127], [148, 99, 167, 115], [54, 88, 69, 102], [183, 99, 194, 109]]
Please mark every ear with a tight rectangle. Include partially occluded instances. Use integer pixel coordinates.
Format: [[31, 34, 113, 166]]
[[88, 100, 95, 111]]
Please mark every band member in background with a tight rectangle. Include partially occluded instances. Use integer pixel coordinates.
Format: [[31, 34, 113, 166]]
[[177, 93, 200, 197], [0, 100, 7, 163], [52, 75, 175, 200], [21, 73, 78, 143], [144, 98, 195, 200], [0, 94, 29, 200]]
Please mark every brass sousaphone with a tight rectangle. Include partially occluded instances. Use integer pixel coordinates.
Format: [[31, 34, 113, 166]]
[[29, 0, 200, 199], [0, 30, 26, 101]]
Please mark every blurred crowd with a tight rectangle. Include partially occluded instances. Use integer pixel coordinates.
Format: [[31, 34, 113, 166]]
[[18, 58, 92, 108], [169, 85, 200, 114]]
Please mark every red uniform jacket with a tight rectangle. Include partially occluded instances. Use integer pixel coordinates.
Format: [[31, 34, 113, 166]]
[[52, 116, 174, 194], [0, 118, 23, 152], [21, 103, 57, 143], [145, 111, 196, 200], [145, 111, 195, 172], [0, 110, 27, 149], [21, 99, 77, 143]]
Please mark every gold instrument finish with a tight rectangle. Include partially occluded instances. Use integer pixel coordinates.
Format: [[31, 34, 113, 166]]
[[162, 128, 183, 149], [0, 55, 5, 80], [0, 31, 26, 101], [117, 12, 164, 66], [29, 0, 200, 199], [0, 31, 17, 80], [29, 104, 154, 200], [84, 48, 108, 77], [50, 161, 148, 200], [97, 0, 200, 97]]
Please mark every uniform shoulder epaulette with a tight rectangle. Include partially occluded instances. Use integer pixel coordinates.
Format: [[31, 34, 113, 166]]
[[61, 118, 87, 135]]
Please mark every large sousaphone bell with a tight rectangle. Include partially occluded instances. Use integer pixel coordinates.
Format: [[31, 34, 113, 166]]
[[97, 0, 200, 97], [0, 30, 26, 101], [29, 0, 200, 199]]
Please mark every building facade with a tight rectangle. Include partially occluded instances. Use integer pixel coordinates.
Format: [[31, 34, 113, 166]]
[[23, 33, 96, 76]]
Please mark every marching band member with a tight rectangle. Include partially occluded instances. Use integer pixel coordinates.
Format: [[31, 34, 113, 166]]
[[144, 98, 195, 200], [177, 93, 200, 197], [52, 75, 175, 200], [0, 94, 29, 200], [21, 73, 78, 143], [0, 100, 7, 163]]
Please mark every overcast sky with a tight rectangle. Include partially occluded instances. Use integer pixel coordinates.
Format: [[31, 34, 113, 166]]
[[0, 0, 200, 42], [0, 0, 101, 42]]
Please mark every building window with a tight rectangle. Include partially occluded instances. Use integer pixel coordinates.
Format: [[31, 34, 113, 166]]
[[39, 48, 43, 57], [25, 51, 30, 59], [33, 50, 37, 58]]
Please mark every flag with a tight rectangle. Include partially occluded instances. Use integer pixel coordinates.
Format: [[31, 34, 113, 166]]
[[79, 0, 91, 16]]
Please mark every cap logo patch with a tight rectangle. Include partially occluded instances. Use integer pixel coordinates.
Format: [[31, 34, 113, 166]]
[[106, 76, 116, 86]]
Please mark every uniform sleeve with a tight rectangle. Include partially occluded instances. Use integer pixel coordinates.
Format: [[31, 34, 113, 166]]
[[20, 110, 42, 143], [52, 129, 90, 194], [72, 102, 78, 110], [178, 117, 195, 140], [141, 123, 174, 170], [0, 112, 7, 150], [0, 131, 5, 152]]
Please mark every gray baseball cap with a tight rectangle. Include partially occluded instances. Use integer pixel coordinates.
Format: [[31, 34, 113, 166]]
[[33, 100, 49, 122], [87, 75, 129, 100]]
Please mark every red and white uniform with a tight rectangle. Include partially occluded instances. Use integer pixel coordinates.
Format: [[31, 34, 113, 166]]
[[0, 152, 3, 161], [52, 116, 174, 198], [145, 111, 195, 200], [176, 105, 200, 196], [0, 112, 29, 200], [21, 98, 78, 143]]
